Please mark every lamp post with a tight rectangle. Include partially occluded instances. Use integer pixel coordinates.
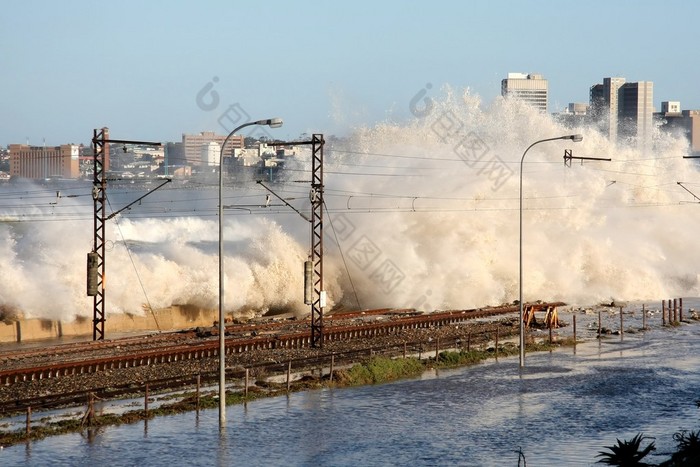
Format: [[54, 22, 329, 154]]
[[219, 118, 282, 427], [519, 134, 582, 368]]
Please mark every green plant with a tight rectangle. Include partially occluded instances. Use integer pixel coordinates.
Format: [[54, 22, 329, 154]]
[[436, 350, 489, 367], [335, 357, 424, 385], [596, 433, 656, 466], [660, 430, 700, 466]]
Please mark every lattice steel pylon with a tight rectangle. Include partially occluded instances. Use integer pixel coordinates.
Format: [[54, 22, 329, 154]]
[[89, 129, 162, 340], [310, 134, 325, 347], [259, 134, 325, 347], [91, 128, 108, 340]]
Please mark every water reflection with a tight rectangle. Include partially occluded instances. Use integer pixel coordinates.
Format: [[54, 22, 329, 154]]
[[217, 427, 228, 467]]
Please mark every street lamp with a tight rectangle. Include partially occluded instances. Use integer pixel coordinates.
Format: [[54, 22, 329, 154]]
[[519, 134, 582, 368], [219, 118, 282, 427]]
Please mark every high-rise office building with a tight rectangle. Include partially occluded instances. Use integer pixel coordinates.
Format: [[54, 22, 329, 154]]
[[501, 73, 549, 112], [589, 77, 653, 146], [589, 77, 626, 142], [9, 144, 80, 179], [618, 81, 654, 146]]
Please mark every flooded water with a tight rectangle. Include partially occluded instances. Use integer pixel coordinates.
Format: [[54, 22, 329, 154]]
[[3, 305, 700, 466]]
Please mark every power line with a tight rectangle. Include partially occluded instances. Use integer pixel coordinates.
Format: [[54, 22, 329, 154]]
[[107, 197, 161, 333], [324, 200, 362, 310]]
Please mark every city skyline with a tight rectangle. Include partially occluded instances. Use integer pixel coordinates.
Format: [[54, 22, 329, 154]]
[[2, 1, 699, 146]]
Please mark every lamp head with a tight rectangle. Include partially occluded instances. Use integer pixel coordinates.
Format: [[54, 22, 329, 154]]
[[255, 118, 283, 128], [569, 134, 583, 142]]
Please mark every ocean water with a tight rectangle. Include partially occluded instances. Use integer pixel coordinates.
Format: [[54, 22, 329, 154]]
[[3, 306, 700, 466]]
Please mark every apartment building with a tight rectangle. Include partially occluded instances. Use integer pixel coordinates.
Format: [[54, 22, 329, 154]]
[[182, 131, 243, 166], [9, 144, 80, 179]]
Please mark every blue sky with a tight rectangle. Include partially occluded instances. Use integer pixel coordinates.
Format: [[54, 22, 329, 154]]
[[2, 0, 698, 146]]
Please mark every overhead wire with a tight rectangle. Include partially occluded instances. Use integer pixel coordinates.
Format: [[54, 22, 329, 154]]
[[106, 196, 162, 332], [2, 139, 698, 220], [324, 200, 362, 310]]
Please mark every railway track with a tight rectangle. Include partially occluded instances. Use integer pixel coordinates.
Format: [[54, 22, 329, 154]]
[[0, 334, 473, 415], [0, 302, 563, 387], [0, 308, 402, 367]]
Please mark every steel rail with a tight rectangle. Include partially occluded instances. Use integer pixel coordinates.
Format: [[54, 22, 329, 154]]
[[0, 303, 562, 387]]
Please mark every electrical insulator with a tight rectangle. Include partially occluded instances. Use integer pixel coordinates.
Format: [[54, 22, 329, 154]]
[[304, 260, 313, 305], [87, 252, 99, 296]]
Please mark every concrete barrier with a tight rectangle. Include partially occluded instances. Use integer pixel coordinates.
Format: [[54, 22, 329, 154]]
[[0, 305, 218, 344]]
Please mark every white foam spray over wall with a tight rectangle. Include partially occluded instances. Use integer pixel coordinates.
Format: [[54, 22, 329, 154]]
[[312, 87, 700, 311], [1, 87, 699, 321]]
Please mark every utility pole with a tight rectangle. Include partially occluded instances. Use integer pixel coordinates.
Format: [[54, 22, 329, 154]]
[[263, 134, 325, 347], [88, 128, 162, 340], [309, 134, 325, 348]]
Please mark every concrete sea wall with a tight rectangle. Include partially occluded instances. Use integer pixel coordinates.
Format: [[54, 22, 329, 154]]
[[0, 305, 218, 344]]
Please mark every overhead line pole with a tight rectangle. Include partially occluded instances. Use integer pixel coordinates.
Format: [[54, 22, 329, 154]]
[[310, 134, 325, 348], [266, 136, 325, 347], [89, 128, 161, 341]]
